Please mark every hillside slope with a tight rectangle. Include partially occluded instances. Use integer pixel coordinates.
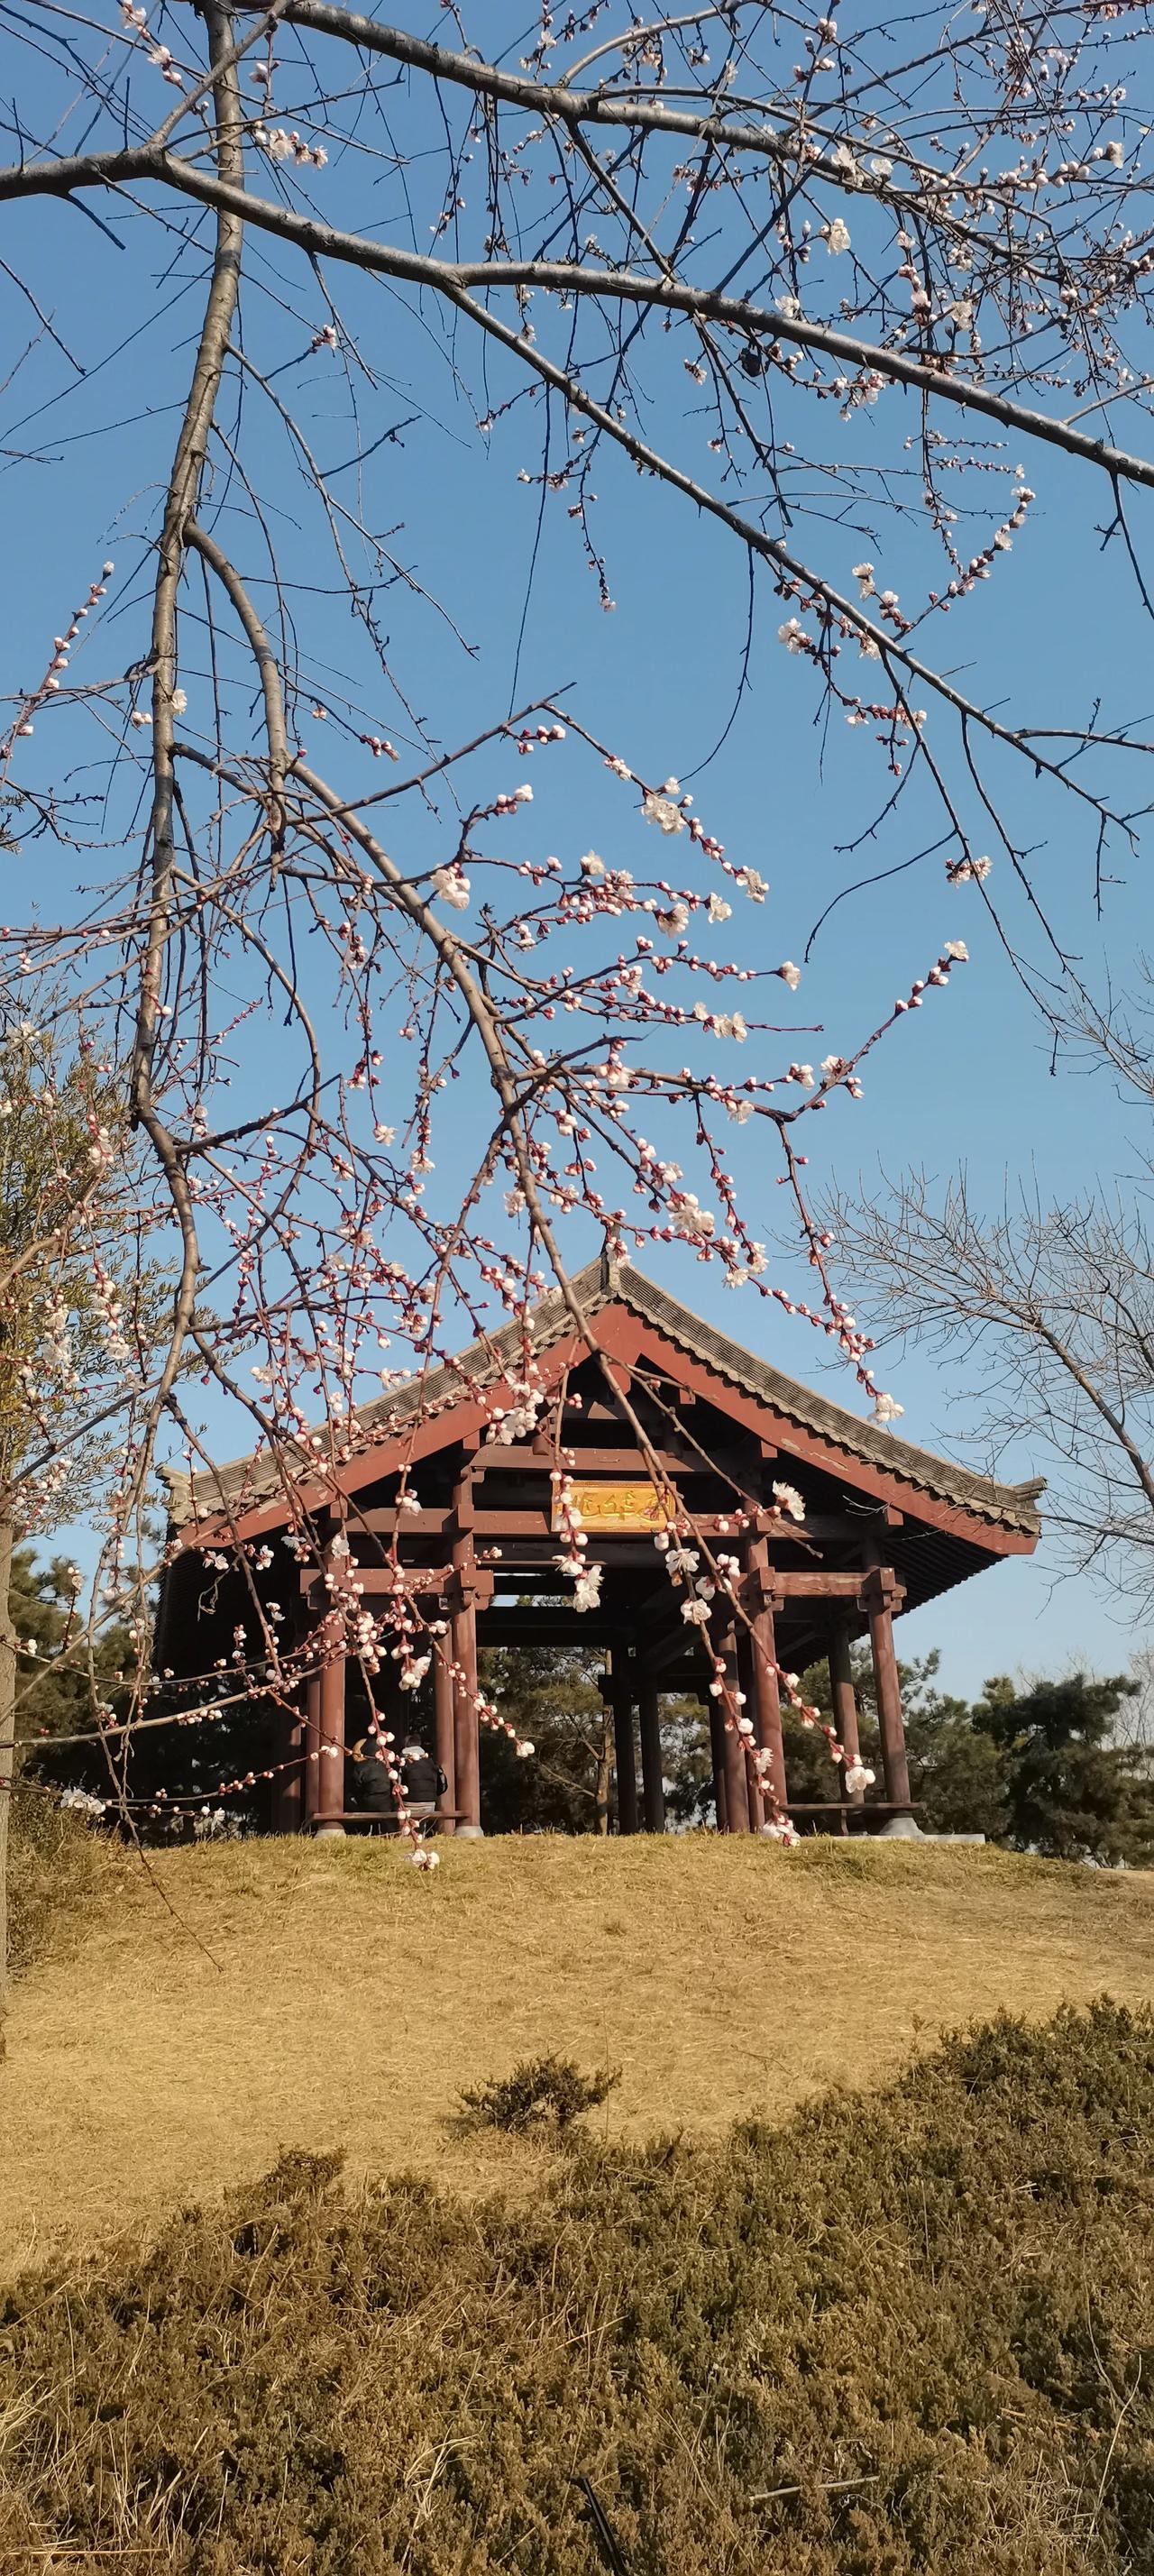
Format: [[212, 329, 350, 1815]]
[[4, 1836, 1153, 2273], [3, 2000, 1153, 2574]]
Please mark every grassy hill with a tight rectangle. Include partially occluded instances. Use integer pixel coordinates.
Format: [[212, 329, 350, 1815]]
[[4, 1832, 1153, 2276]]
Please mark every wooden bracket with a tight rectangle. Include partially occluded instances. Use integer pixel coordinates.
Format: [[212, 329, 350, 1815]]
[[858, 1566, 906, 1616]]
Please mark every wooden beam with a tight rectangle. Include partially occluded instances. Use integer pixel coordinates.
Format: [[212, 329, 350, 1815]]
[[770, 1570, 872, 1599], [473, 1444, 736, 1477], [300, 1566, 454, 1600]]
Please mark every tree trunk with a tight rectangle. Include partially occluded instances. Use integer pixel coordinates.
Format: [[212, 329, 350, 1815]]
[[0, 1517, 16, 2059]]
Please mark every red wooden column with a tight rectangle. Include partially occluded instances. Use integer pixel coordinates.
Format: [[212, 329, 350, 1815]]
[[637, 1673, 666, 1833], [433, 1633, 456, 1835], [735, 1627, 765, 1833], [861, 1549, 911, 1809], [272, 1699, 304, 1834], [710, 1610, 750, 1834], [451, 1440, 483, 1838], [274, 1597, 307, 1833], [708, 1691, 728, 1831], [829, 1620, 865, 1811], [313, 1621, 348, 1838], [608, 1647, 638, 1834], [744, 1533, 787, 1811]]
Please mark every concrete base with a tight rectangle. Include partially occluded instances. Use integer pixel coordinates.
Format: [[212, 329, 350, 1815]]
[[454, 1823, 485, 1841], [877, 1817, 985, 1845], [313, 1822, 346, 1839]]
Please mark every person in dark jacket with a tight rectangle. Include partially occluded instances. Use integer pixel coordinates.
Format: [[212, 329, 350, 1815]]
[[349, 1733, 397, 1815], [399, 1737, 447, 1823]]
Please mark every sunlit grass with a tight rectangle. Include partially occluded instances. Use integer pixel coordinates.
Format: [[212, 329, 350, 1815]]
[[5, 1833, 1152, 2276]]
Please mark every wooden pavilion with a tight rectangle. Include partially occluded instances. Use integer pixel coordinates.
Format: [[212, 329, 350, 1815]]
[[160, 1259, 1042, 1835]]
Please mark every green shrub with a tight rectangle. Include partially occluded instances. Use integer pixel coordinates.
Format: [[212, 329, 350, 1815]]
[[458, 2051, 620, 2133], [1, 2002, 1152, 2573]]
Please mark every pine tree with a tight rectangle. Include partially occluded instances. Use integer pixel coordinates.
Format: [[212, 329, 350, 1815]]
[[977, 1673, 1154, 1866]]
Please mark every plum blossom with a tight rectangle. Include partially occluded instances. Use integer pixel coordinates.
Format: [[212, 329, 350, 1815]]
[[643, 789, 685, 834], [873, 1390, 904, 1425], [772, 1481, 806, 1522], [671, 1193, 715, 1242], [825, 217, 852, 254], [844, 1761, 875, 1794], [432, 865, 471, 911]]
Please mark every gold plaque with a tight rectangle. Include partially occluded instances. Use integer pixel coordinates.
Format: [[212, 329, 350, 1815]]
[[553, 1479, 675, 1534]]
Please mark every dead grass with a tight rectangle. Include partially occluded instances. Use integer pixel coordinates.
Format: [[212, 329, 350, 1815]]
[[3, 1834, 1153, 2275], [4, 2000, 1153, 2573]]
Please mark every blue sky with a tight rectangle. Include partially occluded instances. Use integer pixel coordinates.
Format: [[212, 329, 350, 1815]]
[[3, 8, 1152, 1698]]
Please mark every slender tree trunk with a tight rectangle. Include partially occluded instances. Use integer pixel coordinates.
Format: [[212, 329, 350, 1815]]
[[0, 1516, 16, 2059]]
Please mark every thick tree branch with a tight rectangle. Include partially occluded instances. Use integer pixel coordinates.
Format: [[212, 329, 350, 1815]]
[[3, 156, 1154, 496]]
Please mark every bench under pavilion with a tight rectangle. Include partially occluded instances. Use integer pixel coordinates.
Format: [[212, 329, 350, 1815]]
[[159, 1259, 1042, 1836]]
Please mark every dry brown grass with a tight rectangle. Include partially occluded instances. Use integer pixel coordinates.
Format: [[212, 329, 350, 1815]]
[[4, 1834, 1153, 2276]]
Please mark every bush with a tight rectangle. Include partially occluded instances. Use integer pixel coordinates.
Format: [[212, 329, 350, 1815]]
[[459, 2051, 621, 2133], [1, 2002, 1152, 2573]]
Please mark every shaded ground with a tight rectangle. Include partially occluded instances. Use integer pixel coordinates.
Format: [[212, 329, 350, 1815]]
[[5, 1836, 1153, 2275]]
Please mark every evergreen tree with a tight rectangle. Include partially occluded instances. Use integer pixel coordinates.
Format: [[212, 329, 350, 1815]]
[[480, 1637, 612, 1833], [11, 1548, 141, 1806], [775, 1647, 1007, 1838], [976, 1672, 1154, 1866]]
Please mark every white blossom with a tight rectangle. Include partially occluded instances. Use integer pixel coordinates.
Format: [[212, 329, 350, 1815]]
[[431, 866, 471, 912], [643, 790, 685, 835]]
